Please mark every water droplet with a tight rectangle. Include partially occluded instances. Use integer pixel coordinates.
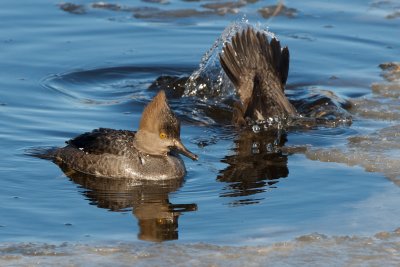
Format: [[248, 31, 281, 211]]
[[252, 142, 260, 149], [252, 125, 260, 133], [266, 143, 273, 152]]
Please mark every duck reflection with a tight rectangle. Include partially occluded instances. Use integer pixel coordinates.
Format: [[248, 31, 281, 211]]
[[217, 128, 289, 206], [58, 164, 197, 242], [151, 79, 290, 205]]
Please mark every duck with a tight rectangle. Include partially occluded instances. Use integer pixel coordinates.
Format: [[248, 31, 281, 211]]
[[219, 27, 298, 126], [48, 90, 197, 180]]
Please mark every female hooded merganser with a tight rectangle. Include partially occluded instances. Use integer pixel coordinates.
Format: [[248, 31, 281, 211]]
[[49, 90, 197, 180]]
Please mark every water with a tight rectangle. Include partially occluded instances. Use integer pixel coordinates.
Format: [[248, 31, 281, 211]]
[[1, 0, 400, 265]]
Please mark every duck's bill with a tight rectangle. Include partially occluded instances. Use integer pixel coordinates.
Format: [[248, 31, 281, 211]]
[[173, 139, 198, 161]]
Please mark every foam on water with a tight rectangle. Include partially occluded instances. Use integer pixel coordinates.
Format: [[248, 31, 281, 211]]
[[296, 63, 400, 184], [1, 228, 400, 266], [352, 63, 400, 120]]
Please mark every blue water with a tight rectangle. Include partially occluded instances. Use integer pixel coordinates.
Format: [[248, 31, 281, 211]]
[[1, 0, 400, 265]]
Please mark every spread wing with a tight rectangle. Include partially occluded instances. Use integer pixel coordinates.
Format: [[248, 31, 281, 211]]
[[66, 128, 136, 155]]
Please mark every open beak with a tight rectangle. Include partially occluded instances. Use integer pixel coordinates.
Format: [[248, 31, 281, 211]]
[[173, 139, 198, 161]]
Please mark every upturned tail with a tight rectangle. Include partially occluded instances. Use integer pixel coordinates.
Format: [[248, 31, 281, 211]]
[[219, 27, 297, 126]]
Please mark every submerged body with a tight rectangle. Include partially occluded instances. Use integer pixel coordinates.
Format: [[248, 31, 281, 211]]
[[220, 27, 297, 126], [45, 91, 197, 180]]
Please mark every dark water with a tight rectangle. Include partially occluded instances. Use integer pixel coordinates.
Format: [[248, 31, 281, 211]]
[[1, 0, 400, 265]]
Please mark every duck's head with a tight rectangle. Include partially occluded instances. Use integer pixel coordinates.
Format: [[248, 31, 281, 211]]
[[134, 90, 198, 161]]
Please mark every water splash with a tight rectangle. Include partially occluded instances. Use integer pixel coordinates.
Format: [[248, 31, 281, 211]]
[[183, 20, 353, 129], [184, 19, 275, 100]]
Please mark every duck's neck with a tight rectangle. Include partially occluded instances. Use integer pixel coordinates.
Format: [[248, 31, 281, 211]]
[[133, 130, 168, 157]]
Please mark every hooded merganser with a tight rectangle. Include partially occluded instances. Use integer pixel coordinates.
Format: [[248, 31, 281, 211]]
[[50, 90, 197, 180], [219, 27, 297, 126]]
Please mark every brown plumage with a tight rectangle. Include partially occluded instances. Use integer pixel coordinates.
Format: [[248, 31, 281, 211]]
[[44, 90, 197, 180], [219, 27, 297, 126], [139, 90, 180, 139]]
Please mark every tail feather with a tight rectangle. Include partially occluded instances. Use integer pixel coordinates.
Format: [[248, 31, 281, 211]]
[[269, 38, 290, 86], [25, 147, 59, 160], [280, 46, 289, 85], [219, 27, 295, 125]]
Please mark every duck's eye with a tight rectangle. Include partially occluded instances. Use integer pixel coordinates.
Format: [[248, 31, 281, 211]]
[[159, 132, 167, 139]]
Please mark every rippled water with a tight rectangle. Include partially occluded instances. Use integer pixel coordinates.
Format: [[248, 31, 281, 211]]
[[1, 0, 400, 265]]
